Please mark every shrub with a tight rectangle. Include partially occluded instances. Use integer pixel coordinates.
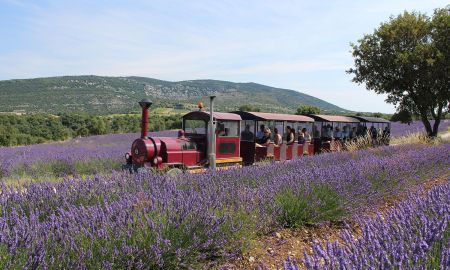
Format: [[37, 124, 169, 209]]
[[275, 183, 345, 228]]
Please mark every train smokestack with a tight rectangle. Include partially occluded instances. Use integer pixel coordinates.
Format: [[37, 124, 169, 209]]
[[139, 98, 152, 138]]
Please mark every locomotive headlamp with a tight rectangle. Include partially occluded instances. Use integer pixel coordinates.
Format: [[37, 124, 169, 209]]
[[153, 157, 159, 164], [125, 153, 131, 160], [198, 101, 204, 111]]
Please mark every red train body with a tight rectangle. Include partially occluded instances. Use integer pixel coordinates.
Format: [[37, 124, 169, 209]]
[[123, 99, 391, 173]]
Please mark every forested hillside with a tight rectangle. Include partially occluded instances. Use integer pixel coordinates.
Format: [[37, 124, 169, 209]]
[[0, 113, 181, 146], [0, 75, 347, 114]]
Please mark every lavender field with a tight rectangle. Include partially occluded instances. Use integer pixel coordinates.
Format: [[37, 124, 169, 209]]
[[390, 119, 450, 137], [286, 181, 450, 269], [0, 143, 448, 268], [0, 131, 176, 180]]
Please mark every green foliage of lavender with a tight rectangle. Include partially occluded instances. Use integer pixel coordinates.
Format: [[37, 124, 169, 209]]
[[284, 181, 450, 269], [0, 143, 448, 268], [275, 183, 345, 228]]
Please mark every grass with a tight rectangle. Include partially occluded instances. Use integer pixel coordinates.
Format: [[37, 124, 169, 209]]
[[344, 132, 390, 151]]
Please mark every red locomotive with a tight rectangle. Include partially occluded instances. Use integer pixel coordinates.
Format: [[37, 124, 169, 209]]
[[123, 98, 390, 174]]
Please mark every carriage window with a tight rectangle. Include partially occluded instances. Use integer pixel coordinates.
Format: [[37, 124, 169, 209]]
[[184, 120, 206, 134], [216, 121, 239, 137]]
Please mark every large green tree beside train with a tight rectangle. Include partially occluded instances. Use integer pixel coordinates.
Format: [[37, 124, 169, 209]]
[[348, 7, 450, 137]]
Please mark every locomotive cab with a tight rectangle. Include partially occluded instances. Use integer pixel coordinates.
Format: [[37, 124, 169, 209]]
[[182, 111, 242, 168]]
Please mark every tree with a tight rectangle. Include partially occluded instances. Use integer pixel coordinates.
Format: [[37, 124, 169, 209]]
[[371, 112, 383, 118], [238, 104, 260, 112], [390, 109, 413, 124], [296, 105, 320, 115], [348, 8, 450, 137]]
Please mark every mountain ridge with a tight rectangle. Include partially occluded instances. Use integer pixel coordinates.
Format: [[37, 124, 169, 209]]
[[0, 75, 349, 114]]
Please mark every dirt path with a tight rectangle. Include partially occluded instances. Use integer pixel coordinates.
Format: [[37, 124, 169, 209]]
[[221, 174, 449, 270]]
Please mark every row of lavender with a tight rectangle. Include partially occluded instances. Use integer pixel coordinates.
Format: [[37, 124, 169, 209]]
[[285, 181, 450, 269], [0, 131, 176, 178], [0, 143, 448, 268], [0, 120, 448, 179]]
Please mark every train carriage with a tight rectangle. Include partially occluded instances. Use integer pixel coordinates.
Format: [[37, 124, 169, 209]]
[[307, 115, 360, 153], [351, 116, 391, 145], [232, 111, 315, 164], [182, 110, 243, 167]]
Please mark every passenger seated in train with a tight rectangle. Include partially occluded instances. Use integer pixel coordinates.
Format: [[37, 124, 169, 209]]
[[302, 128, 311, 142], [241, 125, 254, 141], [356, 124, 364, 137], [255, 128, 272, 147], [334, 127, 342, 140], [382, 126, 390, 145], [323, 124, 333, 139], [285, 126, 295, 145], [383, 126, 390, 137], [256, 124, 265, 140], [363, 126, 368, 136], [350, 126, 357, 139], [313, 125, 320, 138], [342, 126, 349, 140], [298, 128, 305, 144], [370, 126, 377, 139], [273, 128, 282, 146]]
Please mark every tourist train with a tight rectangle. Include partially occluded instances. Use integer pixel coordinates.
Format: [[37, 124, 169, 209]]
[[123, 98, 390, 174]]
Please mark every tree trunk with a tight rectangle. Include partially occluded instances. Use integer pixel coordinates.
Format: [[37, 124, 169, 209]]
[[432, 118, 440, 137], [419, 111, 433, 137], [430, 103, 444, 137]]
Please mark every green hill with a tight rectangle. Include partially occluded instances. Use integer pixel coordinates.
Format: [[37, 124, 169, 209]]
[[0, 75, 348, 114]]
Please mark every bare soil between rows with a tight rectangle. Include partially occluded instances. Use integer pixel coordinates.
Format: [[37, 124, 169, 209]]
[[220, 173, 449, 270]]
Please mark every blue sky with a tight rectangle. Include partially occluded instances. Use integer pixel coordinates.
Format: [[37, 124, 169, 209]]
[[0, 0, 447, 113]]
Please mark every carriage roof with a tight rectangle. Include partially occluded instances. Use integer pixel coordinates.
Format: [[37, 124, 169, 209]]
[[182, 111, 242, 121], [232, 111, 314, 122], [308, 115, 360, 123], [351, 116, 390, 123]]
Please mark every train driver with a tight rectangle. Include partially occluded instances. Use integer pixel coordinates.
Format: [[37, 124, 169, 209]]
[[241, 125, 254, 141]]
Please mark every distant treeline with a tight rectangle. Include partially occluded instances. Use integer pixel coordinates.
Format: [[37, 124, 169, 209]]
[[0, 113, 181, 146]]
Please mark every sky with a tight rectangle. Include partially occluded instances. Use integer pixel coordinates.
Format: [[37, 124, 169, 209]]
[[0, 0, 447, 113]]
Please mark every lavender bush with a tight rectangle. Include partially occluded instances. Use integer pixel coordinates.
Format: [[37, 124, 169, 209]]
[[292, 181, 450, 270], [0, 143, 448, 268]]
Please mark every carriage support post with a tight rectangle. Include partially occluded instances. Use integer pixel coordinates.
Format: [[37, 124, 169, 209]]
[[208, 96, 216, 169]]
